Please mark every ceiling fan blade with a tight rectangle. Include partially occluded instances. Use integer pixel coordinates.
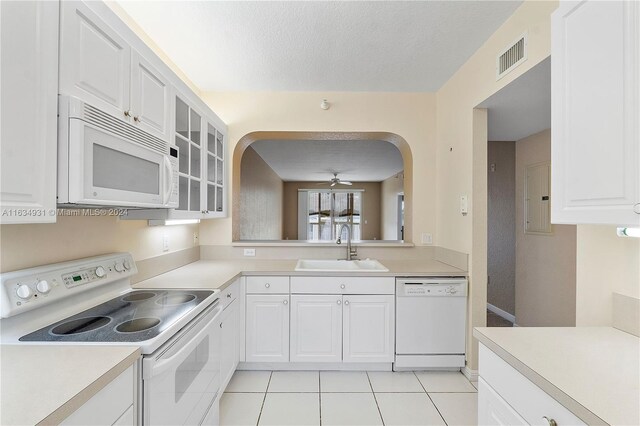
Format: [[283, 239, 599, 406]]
[[340, 181, 353, 185]]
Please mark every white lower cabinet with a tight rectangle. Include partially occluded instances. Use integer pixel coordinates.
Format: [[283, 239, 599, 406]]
[[220, 298, 239, 390], [290, 295, 343, 363], [62, 364, 136, 425], [478, 344, 585, 426], [343, 295, 395, 363], [245, 294, 290, 362]]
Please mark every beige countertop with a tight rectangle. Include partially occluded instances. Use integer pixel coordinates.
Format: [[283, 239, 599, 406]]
[[1, 344, 140, 425], [474, 327, 640, 426], [134, 258, 466, 290]]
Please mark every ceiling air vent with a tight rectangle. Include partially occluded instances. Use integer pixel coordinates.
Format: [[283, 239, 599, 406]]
[[496, 33, 527, 80]]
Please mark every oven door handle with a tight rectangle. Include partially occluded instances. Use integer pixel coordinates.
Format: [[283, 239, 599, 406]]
[[143, 303, 222, 379]]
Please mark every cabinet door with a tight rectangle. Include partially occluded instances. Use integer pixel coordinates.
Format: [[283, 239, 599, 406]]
[[204, 122, 225, 217], [477, 378, 527, 426], [246, 295, 289, 362], [290, 295, 342, 363], [0, 1, 59, 224], [130, 50, 171, 142], [220, 299, 239, 390], [343, 295, 394, 363], [59, 1, 131, 121], [551, 0, 640, 226]]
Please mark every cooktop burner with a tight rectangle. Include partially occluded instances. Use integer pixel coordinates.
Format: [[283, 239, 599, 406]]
[[20, 289, 214, 343]]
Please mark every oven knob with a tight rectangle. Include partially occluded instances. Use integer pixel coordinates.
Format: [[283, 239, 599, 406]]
[[95, 266, 106, 278], [36, 280, 51, 294], [16, 284, 32, 300], [123, 260, 131, 271], [114, 262, 125, 273]]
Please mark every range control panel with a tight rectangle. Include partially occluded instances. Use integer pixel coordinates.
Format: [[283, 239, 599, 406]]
[[0, 253, 136, 318], [397, 278, 468, 297]]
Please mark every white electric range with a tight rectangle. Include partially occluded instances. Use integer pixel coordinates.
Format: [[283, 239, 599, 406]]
[[0, 253, 223, 425]]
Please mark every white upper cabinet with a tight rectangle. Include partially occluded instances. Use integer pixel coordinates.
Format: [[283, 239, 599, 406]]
[[130, 51, 172, 140], [60, 1, 171, 142], [0, 1, 59, 224], [551, 0, 640, 226], [59, 1, 131, 121]]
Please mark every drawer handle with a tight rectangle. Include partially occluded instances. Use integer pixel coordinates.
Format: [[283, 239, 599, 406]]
[[340, 284, 346, 289], [543, 417, 557, 426], [265, 283, 270, 288], [226, 293, 232, 298], [337, 300, 341, 305], [283, 299, 288, 305], [344, 300, 350, 306]]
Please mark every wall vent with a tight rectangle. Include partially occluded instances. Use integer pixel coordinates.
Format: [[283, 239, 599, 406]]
[[496, 33, 527, 80]]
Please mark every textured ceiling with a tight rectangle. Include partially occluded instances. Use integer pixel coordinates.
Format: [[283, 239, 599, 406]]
[[116, 1, 523, 92], [249, 139, 404, 182], [479, 57, 551, 141]]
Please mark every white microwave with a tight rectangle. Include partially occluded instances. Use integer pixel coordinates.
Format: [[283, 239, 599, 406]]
[[57, 95, 179, 208]]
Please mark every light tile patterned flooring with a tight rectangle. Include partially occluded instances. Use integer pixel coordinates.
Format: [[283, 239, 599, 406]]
[[221, 370, 478, 426]]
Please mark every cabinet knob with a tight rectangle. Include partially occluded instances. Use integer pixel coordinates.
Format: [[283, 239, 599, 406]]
[[344, 300, 350, 306], [340, 284, 346, 289], [634, 203, 640, 214], [543, 417, 557, 426], [124, 110, 131, 117], [283, 299, 288, 305], [220, 323, 223, 328], [337, 300, 341, 305], [265, 283, 270, 288], [226, 293, 232, 298], [133, 116, 141, 123]]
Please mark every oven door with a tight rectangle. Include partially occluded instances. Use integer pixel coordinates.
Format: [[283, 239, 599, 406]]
[[142, 302, 222, 426], [67, 118, 175, 208]]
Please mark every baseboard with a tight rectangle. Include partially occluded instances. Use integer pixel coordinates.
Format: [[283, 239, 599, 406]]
[[238, 362, 392, 371], [487, 303, 515, 324], [462, 366, 478, 382]]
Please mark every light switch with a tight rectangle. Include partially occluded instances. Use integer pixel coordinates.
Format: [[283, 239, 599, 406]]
[[460, 195, 469, 215], [421, 233, 433, 244], [162, 234, 169, 252]]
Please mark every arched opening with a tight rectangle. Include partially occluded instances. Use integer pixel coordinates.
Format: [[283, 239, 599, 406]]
[[232, 131, 413, 243]]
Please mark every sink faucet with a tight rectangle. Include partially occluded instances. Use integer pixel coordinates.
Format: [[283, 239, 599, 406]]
[[336, 223, 358, 260]]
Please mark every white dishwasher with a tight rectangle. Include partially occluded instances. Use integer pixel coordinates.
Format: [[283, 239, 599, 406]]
[[394, 277, 468, 369]]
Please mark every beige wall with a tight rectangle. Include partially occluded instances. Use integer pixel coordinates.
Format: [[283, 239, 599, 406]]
[[515, 129, 576, 326], [0, 216, 198, 272], [198, 92, 436, 246], [575, 225, 640, 326], [239, 146, 284, 240], [435, 0, 558, 370], [381, 173, 404, 240], [282, 182, 381, 241], [487, 141, 516, 315]]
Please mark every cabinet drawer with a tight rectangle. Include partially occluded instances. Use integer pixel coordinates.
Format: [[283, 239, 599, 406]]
[[246, 276, 289, 294], [479, 344, 585, 425], [290, 276, 394, 294], [221, 279, 239, 309], [62, 364, 135, 425]]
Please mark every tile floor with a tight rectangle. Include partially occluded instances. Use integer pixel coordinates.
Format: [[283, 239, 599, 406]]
[[220, 370, 478, 426]]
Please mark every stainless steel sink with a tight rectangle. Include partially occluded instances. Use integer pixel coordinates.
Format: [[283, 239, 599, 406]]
[[294, 259, 389, 272]]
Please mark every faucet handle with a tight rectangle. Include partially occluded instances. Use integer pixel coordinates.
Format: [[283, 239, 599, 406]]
[[336, 237, 342, 245]]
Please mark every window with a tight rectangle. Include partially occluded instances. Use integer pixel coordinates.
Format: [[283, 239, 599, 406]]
[[300, 190, 362, 241]]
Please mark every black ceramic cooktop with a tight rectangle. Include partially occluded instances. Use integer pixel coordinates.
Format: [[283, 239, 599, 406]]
[[20, 289, 214, 342]]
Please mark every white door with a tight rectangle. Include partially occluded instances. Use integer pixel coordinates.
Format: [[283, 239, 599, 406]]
[[130, 50, 171, 141], [290, 295, 342, 363], [477, 378, 528, 426], [343, 295, 394, 363], [220, 299, 239, 390], [0, 1, 59, 224], [551, 0, 640, 226], [246, 295, 289, 362], [59, 1, 131, 121]]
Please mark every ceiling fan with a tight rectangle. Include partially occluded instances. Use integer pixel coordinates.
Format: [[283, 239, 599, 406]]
[[319, 173, 353, 187]]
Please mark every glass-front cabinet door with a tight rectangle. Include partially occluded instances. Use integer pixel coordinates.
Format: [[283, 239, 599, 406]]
[[172, 95, 225, 218]]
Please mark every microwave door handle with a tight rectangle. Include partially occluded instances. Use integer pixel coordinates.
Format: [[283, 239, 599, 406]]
[[143, 304, 222, 379], [162, 156, 173, 205]]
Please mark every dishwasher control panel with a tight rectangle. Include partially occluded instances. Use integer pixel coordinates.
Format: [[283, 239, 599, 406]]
[[396, 278, 467, 297]]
